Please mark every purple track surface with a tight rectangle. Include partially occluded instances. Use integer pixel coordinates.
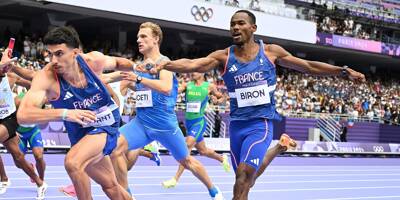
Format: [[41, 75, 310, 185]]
[[0, 154, 400, 200]]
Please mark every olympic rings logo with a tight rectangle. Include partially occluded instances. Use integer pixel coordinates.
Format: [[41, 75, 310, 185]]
[[191, 5, 213, 22], [373, 146, 384, 152]]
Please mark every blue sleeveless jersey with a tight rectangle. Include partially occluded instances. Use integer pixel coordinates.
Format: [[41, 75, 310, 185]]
[[50, 55, 120, 146], [222, 40, 281, 121], [134, 56, 179, 131]]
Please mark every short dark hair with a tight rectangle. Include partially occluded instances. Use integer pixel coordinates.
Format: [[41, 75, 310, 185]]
[[234, 10, 256, 24], [44, 26, 81, 48]]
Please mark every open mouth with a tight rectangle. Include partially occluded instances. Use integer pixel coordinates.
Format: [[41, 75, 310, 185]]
[[232, 33, 241, 40]]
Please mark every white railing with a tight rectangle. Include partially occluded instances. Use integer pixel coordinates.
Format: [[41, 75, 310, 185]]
[[282, 111, 383, 123], [317, 114, 342, 142]]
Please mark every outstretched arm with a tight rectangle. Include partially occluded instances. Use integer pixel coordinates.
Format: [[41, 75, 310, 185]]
[[270, 44, 365, 82], [10, 63, 37, 81], [121, 69, 173, 95], [101, 71, 123, 84], [85, 51, 134, 74], [139, 50, 227, 74], [8, 72, 32, 89]]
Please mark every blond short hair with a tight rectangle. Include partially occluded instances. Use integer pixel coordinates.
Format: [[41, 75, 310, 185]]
[[139, 22, 163, 46]]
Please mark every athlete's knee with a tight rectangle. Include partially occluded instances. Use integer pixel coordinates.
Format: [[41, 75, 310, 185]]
[[113, 137, 128, 156], [111, 148, 124, 160], [197, 148, 208, 156], [178, 156, 194, 170], [101, 180, 119, 191], [13, 153, 25, 169], [64, 156, 82, 174], [33, 152, 44, 162], [235, 165, 256, 186]]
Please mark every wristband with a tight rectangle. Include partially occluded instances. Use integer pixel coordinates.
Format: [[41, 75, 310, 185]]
[[62, 109, 68, 120]]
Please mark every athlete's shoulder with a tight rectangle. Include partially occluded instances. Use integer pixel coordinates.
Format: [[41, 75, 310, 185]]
[[84, 51, 104, 59], [31, 64, 56, 92], [264, 44, 290, 57], [81, 51, 105, 74], [208, 48, 229, 63], [215, 48, 229, 56], [40, 64, 57, 80]]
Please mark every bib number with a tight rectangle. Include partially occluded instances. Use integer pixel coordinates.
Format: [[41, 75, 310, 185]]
[[235, 84, 271, 108], [186, 101, 201, 113], [135, 90, 153, 108], [82, 106, 115, 128]]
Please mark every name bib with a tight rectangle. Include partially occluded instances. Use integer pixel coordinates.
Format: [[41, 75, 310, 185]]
[[135, 90, 153, 107], [186, 101, 201, 113], [235, 84, 270, 108], [82, 106, 116, 128]]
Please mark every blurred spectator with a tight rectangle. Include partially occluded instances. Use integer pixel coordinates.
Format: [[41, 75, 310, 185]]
[[23, 36, 31, 57]]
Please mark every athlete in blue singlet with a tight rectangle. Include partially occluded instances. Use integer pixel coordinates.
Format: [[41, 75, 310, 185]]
[[139, 10, 366, 200], [108, 22, 224, 200], [17, 26, 133, 200]]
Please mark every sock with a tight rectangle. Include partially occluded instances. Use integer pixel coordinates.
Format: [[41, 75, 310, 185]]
[[208, 186, 218, 197], [126, 187, 132, 196]]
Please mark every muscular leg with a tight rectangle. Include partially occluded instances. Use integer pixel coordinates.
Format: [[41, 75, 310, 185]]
[[138, 149, 152, 159], [157, 129, 216, 191], [65, 133, 128, 200], [233, 163, 256, 200], [253, 144, 286, 182], [3, 136, 43, 187], [252, 134, 297, 187], [110, 136, 130, 190], [32, 147, 46, 181], [173, 136, 196, 182], [0, 155, 8, 182], [178, 156, 214, 189], [0, 125, 9, 142], [126, 149, 140, 171], [195, 140, 223, 163], [86, 156, 132, 200]]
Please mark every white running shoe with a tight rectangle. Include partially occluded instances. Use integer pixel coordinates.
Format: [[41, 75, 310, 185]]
[[0, 187, 6, 195], [0, 180, 11, 195], [1, 180, 10, 187], [36, 182, 48, 200]]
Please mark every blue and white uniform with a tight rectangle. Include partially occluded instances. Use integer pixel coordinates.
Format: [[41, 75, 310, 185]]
[[18, 125, 43, 153], [119, 55, 188, 161], [222, 40, 280, 171], [49, 55, 120, 155]]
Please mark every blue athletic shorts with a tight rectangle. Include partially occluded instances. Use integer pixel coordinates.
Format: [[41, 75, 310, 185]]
[[120, 117, 189, 161], [185, 117, 207, 143], [67, 109, 121, 156], [18, 126, 43, 154], [229, 118, 273, 172]]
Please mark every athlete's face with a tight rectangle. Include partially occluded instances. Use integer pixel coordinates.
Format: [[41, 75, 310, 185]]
[[46, 44, 79, 74], [137, 28, 159, 55], [230, 13, 257, 45], [191, 72, 203, 80]]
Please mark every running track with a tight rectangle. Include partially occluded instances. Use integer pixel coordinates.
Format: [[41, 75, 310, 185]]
[[1, 154, 400, 200]]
